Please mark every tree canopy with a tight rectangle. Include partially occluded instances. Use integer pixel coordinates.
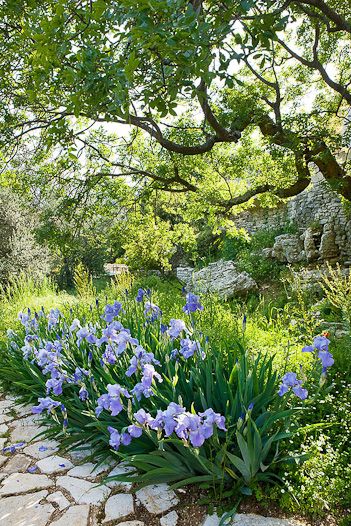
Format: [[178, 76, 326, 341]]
[[1, 0, 351, 209]]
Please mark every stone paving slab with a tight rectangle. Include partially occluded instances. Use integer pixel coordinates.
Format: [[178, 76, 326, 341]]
[[50, 504, 90, 525], [0, 394, 309, 526], [0, 490, 54, 526]]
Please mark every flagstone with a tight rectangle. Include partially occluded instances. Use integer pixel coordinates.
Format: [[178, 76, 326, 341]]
[[23, 438, 60, 459], [47, 490, 71, 510], [0, 490, 54, 526], [36, 454, 74, 474], [50, 504, 90, 526], [136, 484, 179, 515], [103, 493, 134, 523], [2, 453, 32, 474], [56, 475, 111, 505], [0, 472, 54, 496], [67, 460, 113, 480], [10, 424, 45, 443]]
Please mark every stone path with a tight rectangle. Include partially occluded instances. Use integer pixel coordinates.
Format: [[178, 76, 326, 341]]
[[0, 395, 307, 526]]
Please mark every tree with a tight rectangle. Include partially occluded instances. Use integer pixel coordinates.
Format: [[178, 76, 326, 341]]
[[1, 0, 351, 208], [0, 188, 52, 282]]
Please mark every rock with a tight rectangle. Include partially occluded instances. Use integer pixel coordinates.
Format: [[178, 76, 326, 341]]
[[319, 225, 339, 259], [0, 423, 8, 434], [117, 522, 145, 526], [0, 438, 8, 450], [36, 455, 74, 474], [136, 484, 179, 515], [177, 260, 257, 299], [50, 505, 90, 526], [103, 493, 134, 522], [56, 475, 111, 505], [14, 404, 33, 417], [160, 510, 179, 526], [23, 439, 60, 459], [10, 424, 45, 443], [0, 399, 15, 413], [0, 454, 7, 467], [106, 463, 134, 490], [0, 414, 12, 424], [0, 472, 54, 496], [2, 454, 31, 474], [202, 514, 304, 525], [271, 234, 304, 263], [47, 491, 70, 510], [67, 460, 113, 479], [261, 248, 273, 258], [11, 414, 41, 428], [301, 228, 319, 262], [176, 266, 194, 287], [68, 446, 93, 462], [0, 490, 54, 526]]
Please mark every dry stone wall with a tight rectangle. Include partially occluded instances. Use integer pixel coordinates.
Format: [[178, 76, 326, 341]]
[[234, 171, 351, 259]]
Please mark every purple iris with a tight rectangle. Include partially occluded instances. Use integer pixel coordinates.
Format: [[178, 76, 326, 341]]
[[144, 302, 162, 322], [133, 402, 226, 448], [102, 301, 123, 322], [278, 372, 308, 400], [95, 384, 130, 417], [318, 350, 334, 368], [32, 397, 61, 414], [179, 338, 203, 359], [136, 289, 145, 302], [168, 319, 187, 339], [302, 335, 334, 372], [182, 293, 204, 314], [79, 385, 89, 401]]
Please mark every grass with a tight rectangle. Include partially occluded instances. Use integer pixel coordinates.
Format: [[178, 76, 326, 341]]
[[0, 270, 350, 521]]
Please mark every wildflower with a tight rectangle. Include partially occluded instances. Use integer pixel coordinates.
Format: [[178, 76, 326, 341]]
[[278, 372, 308, 400], [126, 346, 159, 377], [167, 319, 187, 339], [79, 385, 89, 401], [95, 384, 130, 417], [107, 426, 121, 450], [179, 338, 203, 359], [144, 302, 162, 322], [133, 403, 226, 448], [128, 424, 143, 438], [70, 319, 81, 332], [242, 314, 247, 333], [76, 326, 97, 346], [3, 442, 26, 454], [318, 350, 334, 368], [46, 375, 65, 396], [32, 397, 61, 414], [136, 288, 145, 302], [47, 308, 61, 330], [102, 301, 123, 322], [182, 292, 203, 314]]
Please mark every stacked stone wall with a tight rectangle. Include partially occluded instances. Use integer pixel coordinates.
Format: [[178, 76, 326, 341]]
[[234, 172, 351, 258]]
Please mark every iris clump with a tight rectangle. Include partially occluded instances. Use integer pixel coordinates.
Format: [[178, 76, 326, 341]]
[[2, 287, 332, 496]]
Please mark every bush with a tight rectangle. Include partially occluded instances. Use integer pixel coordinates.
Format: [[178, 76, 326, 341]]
[[218, 225, 298, 283], [0, 189, 52, 282], [0, 288, 325, 504]]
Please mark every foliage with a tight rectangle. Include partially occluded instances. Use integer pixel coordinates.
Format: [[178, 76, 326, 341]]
[[0, 286, 325, 501], [218, 226, 298, 283], [1, 0, 351, 206], [73, 263, 96, 299], [0, 188, 52, 282], [320, 262, 351, 329]]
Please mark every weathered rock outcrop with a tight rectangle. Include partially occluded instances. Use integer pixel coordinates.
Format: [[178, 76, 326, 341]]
[[176, 260, 257, 299], [271, 234, 304, 263]]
